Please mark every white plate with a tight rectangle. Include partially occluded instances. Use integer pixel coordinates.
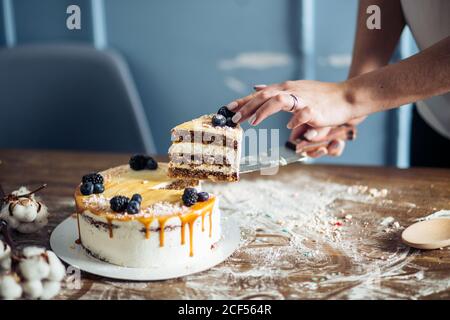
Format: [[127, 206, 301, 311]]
[[50, 216, 240, 281]]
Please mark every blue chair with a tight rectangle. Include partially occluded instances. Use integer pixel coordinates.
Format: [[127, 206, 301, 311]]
[[0, 44, 155, 153]]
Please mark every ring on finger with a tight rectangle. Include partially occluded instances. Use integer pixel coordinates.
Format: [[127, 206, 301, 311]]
[[289, 94, 299, 112]]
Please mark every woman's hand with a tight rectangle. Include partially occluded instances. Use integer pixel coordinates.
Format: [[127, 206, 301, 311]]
[[288, 124, 346, 158], [227, 80, 354, 129]]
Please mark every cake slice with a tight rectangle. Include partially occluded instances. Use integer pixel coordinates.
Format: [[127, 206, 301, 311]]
[[168, 112, 243, 182]]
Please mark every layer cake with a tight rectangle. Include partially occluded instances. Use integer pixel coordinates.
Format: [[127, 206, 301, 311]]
[[168, 114, 243, 182], [74, 161, 221, 268]]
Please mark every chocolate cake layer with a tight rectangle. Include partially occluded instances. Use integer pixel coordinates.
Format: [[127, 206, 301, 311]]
[[82, 214, 119, 232], [172, 129, 238, 150], [163, 179, 200, 190], [168, 167, 238, 182]]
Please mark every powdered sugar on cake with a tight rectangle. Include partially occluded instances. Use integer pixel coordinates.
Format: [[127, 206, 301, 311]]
[[142, 201, 189, 217]]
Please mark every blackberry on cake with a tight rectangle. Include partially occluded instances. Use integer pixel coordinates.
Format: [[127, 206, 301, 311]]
[[217, 106, 235, 119], [225, 117, 237, 128], [182, 188, 198, 206], [168, 114, 243, 182], [110, 196, 129, 212], [129, 154, 147, 170], [129, 154, 158, 171], [82, 173, 104, 185]]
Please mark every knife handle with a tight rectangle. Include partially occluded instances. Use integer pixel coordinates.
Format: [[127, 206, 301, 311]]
[[285, 124, 357, 153]]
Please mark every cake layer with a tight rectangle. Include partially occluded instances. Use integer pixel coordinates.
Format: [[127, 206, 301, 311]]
[[168, 166, 238, 182], [168, 162, 236, 174], [172, 129, 238, 149], [169, 142, 238, 167], [168, 114, 243, 182], [78, 198, 221, 268]]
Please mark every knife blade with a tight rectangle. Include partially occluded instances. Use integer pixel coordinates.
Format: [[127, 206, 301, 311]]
[[239, 124, 357, 174], [239, 145, 307, 174]]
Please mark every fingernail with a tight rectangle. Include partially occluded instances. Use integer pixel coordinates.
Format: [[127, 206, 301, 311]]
[[329, 140, 342, 151], [253, 84, 267, 90], [231, 112, 242, 123], [304, 129, 318, 140], [287, 122, 293, 129], [227, 101, 239, 110], [248, 114, 257, 126]]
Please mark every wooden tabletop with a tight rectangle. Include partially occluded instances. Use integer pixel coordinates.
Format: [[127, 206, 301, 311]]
[[1, 149, 449, 300]]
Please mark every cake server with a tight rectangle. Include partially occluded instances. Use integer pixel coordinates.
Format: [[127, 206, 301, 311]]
[[239, 125, 357, 174]]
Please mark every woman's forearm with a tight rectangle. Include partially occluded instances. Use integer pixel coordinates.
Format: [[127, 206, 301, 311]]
[[348, 0, 405, 78], [344, 36, 450, 118]]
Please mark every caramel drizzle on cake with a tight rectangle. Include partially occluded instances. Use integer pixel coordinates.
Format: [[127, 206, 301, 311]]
[[74, 163, 216, 257], [75, 197, 215, 257]]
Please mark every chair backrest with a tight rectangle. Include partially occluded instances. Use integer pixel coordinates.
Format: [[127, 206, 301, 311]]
[[0, 44, 155, 153]]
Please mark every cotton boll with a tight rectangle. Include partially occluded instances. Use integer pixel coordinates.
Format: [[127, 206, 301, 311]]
[[11, 200, 38, 223], [19, 256, 50, 281], [22, 246, 46, 258], [0, 258, 11, 272], [46, 251, 66, 282], [0, 275, 22, 300], [40, 281, 61, 300], [22, 280, 44, 299], [0, 241, 12, 272], [0, 186, 50, 234]]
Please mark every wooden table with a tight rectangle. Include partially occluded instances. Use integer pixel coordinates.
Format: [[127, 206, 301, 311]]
[[1, 149, 449, 299]]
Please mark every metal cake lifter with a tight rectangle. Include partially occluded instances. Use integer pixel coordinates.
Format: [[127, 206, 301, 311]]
[[239, 125, 357, 174]]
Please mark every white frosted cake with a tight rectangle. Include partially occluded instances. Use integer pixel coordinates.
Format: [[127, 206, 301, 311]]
[[168, 112, 243, 182], [74, 160, 221, 268]]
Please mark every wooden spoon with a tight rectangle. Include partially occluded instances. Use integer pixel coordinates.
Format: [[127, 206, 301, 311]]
[[401, 218, 450, 249]]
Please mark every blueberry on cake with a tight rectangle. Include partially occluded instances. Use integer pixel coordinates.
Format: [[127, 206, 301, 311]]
[[168, 107, 243, 182], [74, 156, 221, 268]]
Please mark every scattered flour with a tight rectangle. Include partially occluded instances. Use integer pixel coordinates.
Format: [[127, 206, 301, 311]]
[[184, 174, 442, 299], [348, 185, 388, 198], [58, 173, 449, 299]]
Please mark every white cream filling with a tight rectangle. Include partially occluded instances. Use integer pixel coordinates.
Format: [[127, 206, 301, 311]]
[[78, 200, 221, 268], [169, 142, 238, 165], [169, 142, 237, 157]]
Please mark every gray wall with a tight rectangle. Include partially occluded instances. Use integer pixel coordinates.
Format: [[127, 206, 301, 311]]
[[105, 0, 298, 155], [1, 0, 412, 166]]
